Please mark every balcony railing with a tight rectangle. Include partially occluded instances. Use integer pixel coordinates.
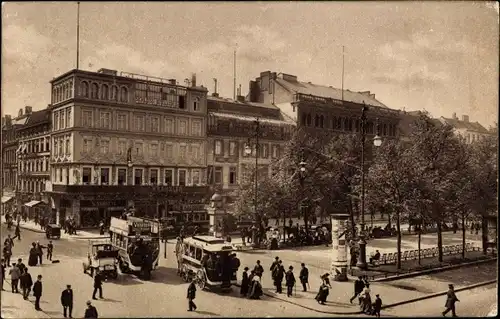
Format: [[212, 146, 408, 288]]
[[50, 184, 209, 195]]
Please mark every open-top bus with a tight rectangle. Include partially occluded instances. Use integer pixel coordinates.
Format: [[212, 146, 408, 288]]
[[109, 216, 160, 280], [177, 235, 240, 291]]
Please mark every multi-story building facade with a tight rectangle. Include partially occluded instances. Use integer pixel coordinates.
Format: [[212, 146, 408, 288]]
[[17, 108, 52, 214], [439, 113, 492, 143], [206, 94, 295, 208], [1, 107, 31, 211], [46, 68, 209, 227], [247, 71, 401, 142]]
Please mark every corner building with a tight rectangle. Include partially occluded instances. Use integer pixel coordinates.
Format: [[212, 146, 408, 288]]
[[47, 68, 209, 228]]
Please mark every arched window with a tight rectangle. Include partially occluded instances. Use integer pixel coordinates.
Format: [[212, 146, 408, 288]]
[[81, 81, 89, 97], [90, 83, 99, 99], [111, 86, 118, 101], [306, 114, 312, 126], [301, 114, 306, 126], [65, 83, 70, 99], [348, 119, 353, 131], [319, 115, 324, 128], [314, 115, 320, 127], [120, 87, 128, 102], [355, 119, 360, 132], [102, 84, 109, 100]]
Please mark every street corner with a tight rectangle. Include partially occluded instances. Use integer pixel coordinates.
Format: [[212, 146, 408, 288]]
[[18, 224, 45, 234], [0, 290, 52, 319]]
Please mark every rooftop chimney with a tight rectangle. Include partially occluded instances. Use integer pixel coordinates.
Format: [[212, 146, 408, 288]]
[[97, 68, 118, 76], [191, 73, 197, 87], [452, 112, 457, 119], [212, 78, 219, 97], [462, 115, 469, 122], [25, 106, 33, 114], [168, 79, 176, 85]]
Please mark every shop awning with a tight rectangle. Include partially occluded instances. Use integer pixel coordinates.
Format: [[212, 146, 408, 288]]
[[24, 200, 42, 208], [1, 196, 13, 204]]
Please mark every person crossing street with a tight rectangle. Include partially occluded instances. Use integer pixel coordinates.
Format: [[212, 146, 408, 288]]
[[33, 275, 43, 311], [350, 276, 365, 304], [285, 266, 296, 297], [47, 240, 54, 261], [442, 284, 459, 317], [61, 284, 74, 318], [299, 263, 309, 292], [84, 300, 98, 318], [19, 267, 33, 300], [92, 271, 104, 299], [187, 277, 197, 311]]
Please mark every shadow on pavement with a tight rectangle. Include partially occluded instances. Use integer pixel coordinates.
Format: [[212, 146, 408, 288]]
[[149, 266, 185, 285], [111, 274, 144, 286], [44, 310, 61, 316], [195, 310, 220, 316], [100, 298, 122, 303]]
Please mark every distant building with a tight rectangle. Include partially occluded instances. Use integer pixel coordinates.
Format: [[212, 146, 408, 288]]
[[247, 71, 401, 142], [439, 113, 492, 143], [46, 68, 209, 228], [206, 92, 295, 207], [17, 108, 51, 217], [1, 107, 31, 211]]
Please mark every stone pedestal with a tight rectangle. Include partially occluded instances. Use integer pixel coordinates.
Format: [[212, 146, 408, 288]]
[[330, 213, 349, 282], [205, 193, 226, 238]]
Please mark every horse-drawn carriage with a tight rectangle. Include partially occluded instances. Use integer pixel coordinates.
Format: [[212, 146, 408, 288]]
[[177, 235, 240, 291]]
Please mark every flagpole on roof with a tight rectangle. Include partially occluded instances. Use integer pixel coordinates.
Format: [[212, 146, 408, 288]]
[[341, 45, 345, 101], [76, 1, 80, 70]]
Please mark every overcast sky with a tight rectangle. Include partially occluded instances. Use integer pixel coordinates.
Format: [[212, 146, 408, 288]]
[[2, 2, 498, 127]]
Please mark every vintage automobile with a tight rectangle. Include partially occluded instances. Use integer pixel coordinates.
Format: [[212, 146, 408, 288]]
[[177, 235, 240, 291], [82, 239, 119, 280], [45, 224, 61, 239]]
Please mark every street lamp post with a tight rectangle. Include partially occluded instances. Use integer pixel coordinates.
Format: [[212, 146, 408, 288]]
[[357, 107, 382, 270], [298, 160, 307, 234], [244, 118, 262, 246]]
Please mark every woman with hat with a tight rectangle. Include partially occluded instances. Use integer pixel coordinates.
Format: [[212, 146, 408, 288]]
[[248, 271, 263, 299], [315, 273, 332, 305], [240, 267, 250, 296]]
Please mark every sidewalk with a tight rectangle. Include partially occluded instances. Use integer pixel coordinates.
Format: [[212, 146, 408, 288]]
[[12, 219, 108, 240], [1, 290, 51, 319]]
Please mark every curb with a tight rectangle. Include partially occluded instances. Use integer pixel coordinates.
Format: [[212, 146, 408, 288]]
[[234, 279, 496, 314], [233, 283, 363, 314], [373, 258, 497, 282], [381, 279, 497, 309], [2, 279, 54, 318], [18, 224, 108, 240]]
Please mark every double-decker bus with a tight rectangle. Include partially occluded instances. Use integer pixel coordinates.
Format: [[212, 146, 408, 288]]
[[109, 216, 160, 280]]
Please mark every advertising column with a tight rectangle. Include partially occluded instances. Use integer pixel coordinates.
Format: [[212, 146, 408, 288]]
[[330, 213, 349, 281]]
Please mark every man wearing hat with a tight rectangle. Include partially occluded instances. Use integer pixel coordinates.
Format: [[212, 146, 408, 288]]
[[372, 294, 382, 318], [84, 300, 99, 318], [33, 275, 43, 311], [285, 266, 296, 297], [61, 284, 74, 318], [442, 284, 459, 317], [269, 257, 280, 281]]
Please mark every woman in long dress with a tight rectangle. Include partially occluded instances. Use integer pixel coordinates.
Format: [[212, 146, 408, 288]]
[[360, 285, 372, 314], [248, 274, 263, 299], [240, 267, 250, 296], [315, 274, 332, 304], [28, 243, 38, 266]]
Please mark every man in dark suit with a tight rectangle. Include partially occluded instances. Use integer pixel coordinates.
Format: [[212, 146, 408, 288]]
[[187, 278, 197, 311], [350, 276, 365, 304], [299, 263, 309, 292], [33, 275, 43, 310], [84, 300, 98, 318], [285, 266, 296, 297], [92, 271, 103, 299], [442, 284, 459, 317], [19, 268, 33, 300], [61, 284, 74, 318]]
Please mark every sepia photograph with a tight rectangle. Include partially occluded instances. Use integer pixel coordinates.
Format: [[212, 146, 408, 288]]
[[1, 1, 498, 318]]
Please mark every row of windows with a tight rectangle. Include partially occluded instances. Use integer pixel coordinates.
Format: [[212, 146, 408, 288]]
[[301, 113, 397, 136], [53, 167, 203, 186], [18, 179, 46, 193], [3, 149, 16, 164], [81, 138, 203, 161], [53, 107, 72, 131], [53, 135, 72, 157], [81, 109, 203, 136], [52, 79, 74, 104], [19, 137, 51, 154], [18, 157, 50, 173], [213, 140, 280, 158], [80, 81, 129, 103]]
